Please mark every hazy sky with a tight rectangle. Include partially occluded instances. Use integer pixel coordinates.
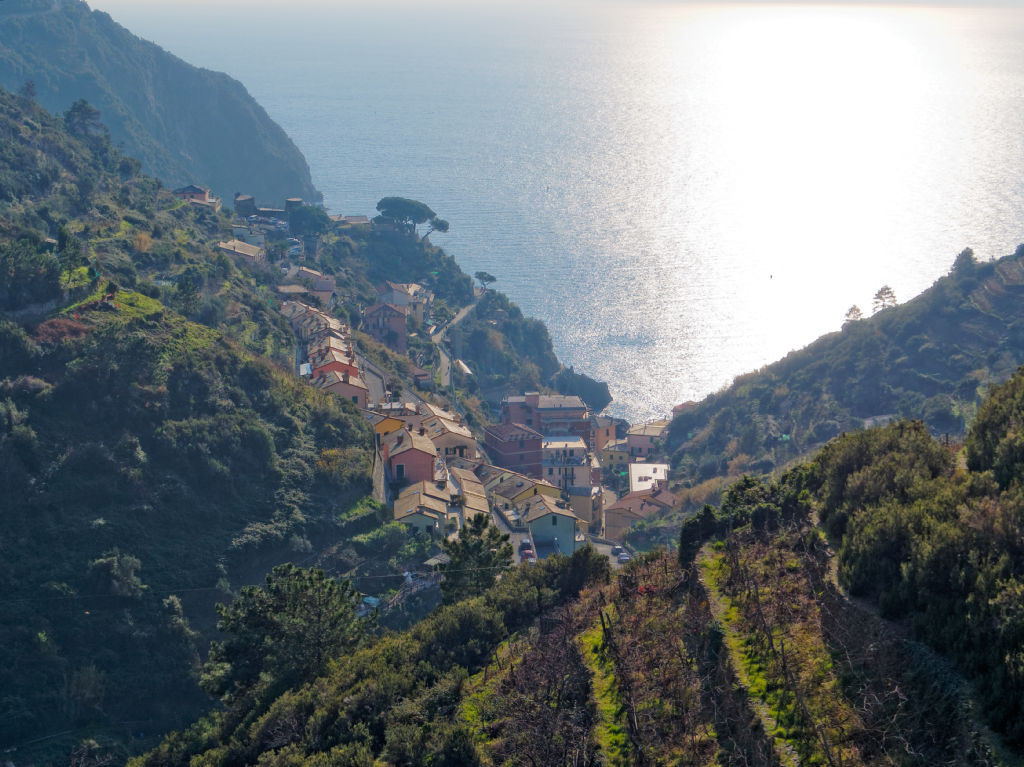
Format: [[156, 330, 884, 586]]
[[85, 0, 1024, 10]]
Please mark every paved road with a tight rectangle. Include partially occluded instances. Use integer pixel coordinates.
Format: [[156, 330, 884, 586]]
[[431, 291, 482, 389], [357, 355, 386, 404]]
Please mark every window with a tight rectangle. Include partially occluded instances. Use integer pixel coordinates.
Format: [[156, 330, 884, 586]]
[[552, 516, 557, 526], [396, 464, 405, 479], [548, 467, 553, 476], [519, 439, 524, 449]]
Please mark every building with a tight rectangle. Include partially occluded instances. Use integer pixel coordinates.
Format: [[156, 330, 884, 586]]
[[626, 420, 670, 459], [628, 462, 670, 493], [483, 422, 543, 477], [603, 482, 676, 541], [363, 303, 408, 353], [364, 412, 405, 439], [592, 415, 618, 452], [487, 472, 560, 512], [448, 466, 489, 522], [524, 496, 580, 558], [542, 435, 590, 491], [376, 281, 433, 324], [394, 481, 453, 535], [381, 427, 439, 485], [174, 184, 221, 212], [568, 485, 603, 535], [308, 344, 356, 376], [422, 414, 479, 461], [217, 239, 265, 265], [312, 370, 369, 409], [501, 392, 592, 447], [599, 439, 632, 476], [233, 193, 257, 218], [329, 214, 371, 227]]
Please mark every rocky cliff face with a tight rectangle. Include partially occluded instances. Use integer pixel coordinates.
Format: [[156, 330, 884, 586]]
[[0, 0, 320, 205]]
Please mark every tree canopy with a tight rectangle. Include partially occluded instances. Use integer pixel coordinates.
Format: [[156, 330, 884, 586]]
[[376, 197, 437, 231], [288, 204, 331, 237], [200, 564, 368, 702], [440, 514, 512, 605], [872, 284, 897, 313]]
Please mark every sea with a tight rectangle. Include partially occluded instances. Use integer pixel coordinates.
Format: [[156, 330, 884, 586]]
[[90, 0, 1024, 422]]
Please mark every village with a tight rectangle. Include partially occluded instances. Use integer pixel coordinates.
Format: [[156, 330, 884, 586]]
[[177, 184, 677, 569]]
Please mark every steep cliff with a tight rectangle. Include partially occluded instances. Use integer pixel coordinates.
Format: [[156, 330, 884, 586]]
[[0, 0, 320, 205]]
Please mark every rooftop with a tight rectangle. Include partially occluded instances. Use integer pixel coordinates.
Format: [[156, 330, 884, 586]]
[[627, 420, 671, 438], [485, 422, 543, 441]]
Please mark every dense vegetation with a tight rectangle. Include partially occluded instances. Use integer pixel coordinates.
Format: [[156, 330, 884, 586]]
[[0, 84, 621, 763], [0, 86, 379, 760], [455, 289, 611, 410], [131, 548, 611, 767], [677, 367, 1024, 756], [0, 291, 374, 758], [654, 247, 1024, 535], [0, 0, 318, 203]]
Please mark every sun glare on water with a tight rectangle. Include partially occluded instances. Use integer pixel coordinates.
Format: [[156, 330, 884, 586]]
[[82, 1, 1024, 420]]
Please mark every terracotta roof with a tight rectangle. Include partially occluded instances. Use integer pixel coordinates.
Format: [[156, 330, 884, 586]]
[[313, 370, 368, 392], [217, 239, 264, 260], [523, 497, 577, 524], [364, 302, 408, 317], [418, 402, 459, 421], [485, 422, 543, 441], [384, 428, 437, 457], [627, 421, 671, 438], [423, 415, 473, 440], [605, 486, 675, 517], [394, 481, 451, 519], [490, 475, 557, 500]]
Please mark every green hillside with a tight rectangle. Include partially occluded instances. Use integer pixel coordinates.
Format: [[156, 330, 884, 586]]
[[0, 0, 319, 204], [654, 247, 1024, 533], [0, 85, 379, 760], [132, 372, 1024, 767]]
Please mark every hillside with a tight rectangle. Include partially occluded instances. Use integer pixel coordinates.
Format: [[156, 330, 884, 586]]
[[0, 85, 622, 764], [655, 247, 1024, 529], [0, 84, 383, 761], [131, 372, 1024, 767], [0, 0, 319, 204]]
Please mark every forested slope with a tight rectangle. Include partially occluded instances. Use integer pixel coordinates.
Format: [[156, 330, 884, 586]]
[[659, 247, 1024, 525], [0, 86, 377, 761], [135, 369, 1024, 766], [0, 0, 319, 203]]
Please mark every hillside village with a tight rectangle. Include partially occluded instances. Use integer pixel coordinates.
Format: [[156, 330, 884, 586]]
[[190, 183, 678, 569]]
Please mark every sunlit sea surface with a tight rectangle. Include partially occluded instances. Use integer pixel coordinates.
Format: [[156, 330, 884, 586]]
[[92, 1, 1024, 421]]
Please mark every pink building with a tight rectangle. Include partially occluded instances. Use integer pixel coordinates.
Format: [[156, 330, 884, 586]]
[[381, 427, 438, 485], [363, 303, 408, 353]]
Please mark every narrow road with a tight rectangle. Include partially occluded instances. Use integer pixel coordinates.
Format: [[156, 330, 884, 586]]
[[431, 289, 482, 389], [357, 355, 386, 404]]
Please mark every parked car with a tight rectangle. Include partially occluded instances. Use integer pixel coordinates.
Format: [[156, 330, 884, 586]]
[[610, 545, 624, 556], [617, 552, 632, 564], [519, 537, 532, 551], [520, 548, 534, 560]]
